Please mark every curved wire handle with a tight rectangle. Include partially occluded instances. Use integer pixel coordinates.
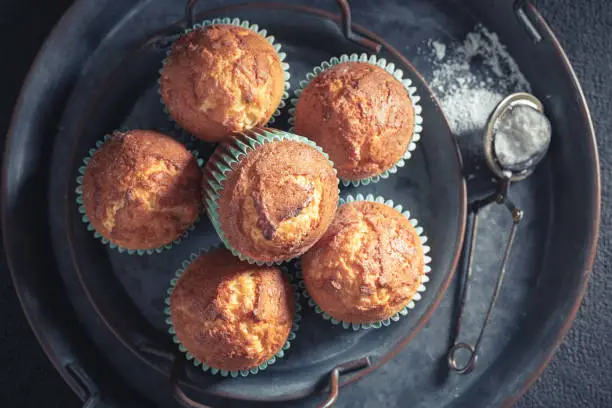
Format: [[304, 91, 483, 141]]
[[166, 353, 370, 408], [447, 178, 524, 374], [316, 357, 371, 408], [184, 0, 381, 52], [169, 356, 212, 408]]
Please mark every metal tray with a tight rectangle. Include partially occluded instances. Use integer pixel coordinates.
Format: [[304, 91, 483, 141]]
[[1, 0, 599, 407]]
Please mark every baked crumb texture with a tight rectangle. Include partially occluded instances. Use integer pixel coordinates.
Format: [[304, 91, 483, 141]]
[[161, 24, 285, 142], [81, 130, 202, 251], [204, 130, 339, 264], [301, 200, 426, 325], [294, 61, 414, 181], [168, 248, 296, 373]]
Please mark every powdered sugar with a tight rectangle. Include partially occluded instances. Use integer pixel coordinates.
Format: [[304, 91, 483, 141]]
[[421, 24, 531, 136], [493, 104, 552, 170], [430, 39, 446, 61], [439, 88, 504, 135]]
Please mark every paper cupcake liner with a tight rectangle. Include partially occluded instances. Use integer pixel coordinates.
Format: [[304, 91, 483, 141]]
[[75, 132, 204, 256], [164, 247, 302, 377], [203, 127, 338, 265], [158, 17, 291, 138], [288, 53, 424, 187], [298, 193, 431, 330]]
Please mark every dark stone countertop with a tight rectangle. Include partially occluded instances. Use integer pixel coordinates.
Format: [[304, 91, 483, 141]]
[[0, 0, 610, 407]]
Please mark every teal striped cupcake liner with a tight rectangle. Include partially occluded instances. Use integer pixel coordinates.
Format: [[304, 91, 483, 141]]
[[164, 247, 302, 377], [75, 132, 204, 255], [203, 127, 338, 266], [158, 17, 291, 137], [288, 53, 424, 187], [298, 193, 431, 330]]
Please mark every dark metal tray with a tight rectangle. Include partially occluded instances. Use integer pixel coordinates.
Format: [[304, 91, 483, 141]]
[[1, 0, 599, 407]]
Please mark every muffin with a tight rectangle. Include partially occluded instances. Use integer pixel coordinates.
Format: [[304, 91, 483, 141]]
[[81, 130, 201, 251], [204, 129, 339, 264], [160, 24, 286, 142], [294, 61, 415, 182], [168, 248, 296, 373], [301, 199, 425, 325]]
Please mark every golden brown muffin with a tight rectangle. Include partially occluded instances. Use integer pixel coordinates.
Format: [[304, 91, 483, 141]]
[[82, 130, 202, 250], [215, 139, 338, 263], [301, 201, 425, 324], [169, 248, 295, 372], [160, 25, 285, 142], [294, 61, 414, 181]]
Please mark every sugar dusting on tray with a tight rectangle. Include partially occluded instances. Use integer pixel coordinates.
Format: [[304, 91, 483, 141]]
[[420, 24, 531, 136], [419, 26, 535, 300]]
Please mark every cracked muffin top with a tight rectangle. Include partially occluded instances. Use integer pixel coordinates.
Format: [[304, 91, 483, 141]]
[[82, 129, 201, 250], [216, 139, 338, 263], [294, 61, 414, 181], [301, 200, 424, 324], [169, 248, 295, 371], [160, 24, 285, 142]]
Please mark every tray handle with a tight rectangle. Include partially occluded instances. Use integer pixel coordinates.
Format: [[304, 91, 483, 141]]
[[185, 0, 381, 52], [138, 344, 210, 408], [66, 362, 102, 408], [169, 357, 212, 408], [316, 357, 372, 408], [514, 0, 543, 43], [167, 354, 371, 407]]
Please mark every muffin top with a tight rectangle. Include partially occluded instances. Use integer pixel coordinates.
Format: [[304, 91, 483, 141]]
[[169, 248, 295, 372], [294, 61, 414, 181], [82, 130, 201, 250], [217, 139, 338, 263], [301, 201, 424, 324], [160, 24, 285, 142]]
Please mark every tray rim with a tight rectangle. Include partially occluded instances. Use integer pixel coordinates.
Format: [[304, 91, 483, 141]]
[[1, 0, 98, 402], [0, 0, 599, 407], [54, 2, 468, 400], [499, 3, 600, 406]]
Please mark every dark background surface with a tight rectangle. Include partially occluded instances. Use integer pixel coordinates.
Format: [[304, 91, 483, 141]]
[[1, 0, 610, 407]]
